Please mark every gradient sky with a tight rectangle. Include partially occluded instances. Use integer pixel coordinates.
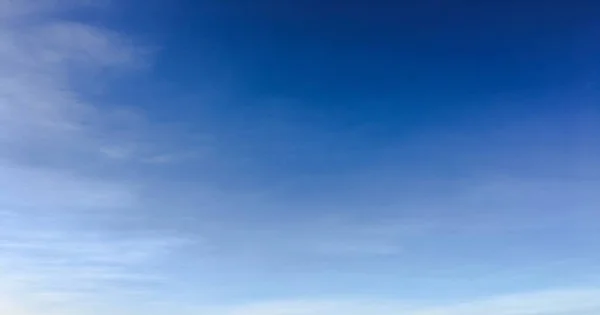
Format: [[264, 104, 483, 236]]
[[1, 0, 600, 314]]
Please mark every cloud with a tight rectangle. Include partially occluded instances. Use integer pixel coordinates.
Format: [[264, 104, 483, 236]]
[[0, 161, 137, 210], [296, 217, 427, 257], [0, 0, 159, 166], [0, 0, 108, 21], [213, 299, 411, 315], [198, 288, 600, 315], [0, 0, 191, 312], [411, 289, 600, 315]]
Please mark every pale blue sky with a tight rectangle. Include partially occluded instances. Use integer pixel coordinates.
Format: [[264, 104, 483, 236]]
[[1, 1, 600, 314]]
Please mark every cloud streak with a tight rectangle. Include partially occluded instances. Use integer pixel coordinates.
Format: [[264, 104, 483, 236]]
[[191, 288, 600, 315]]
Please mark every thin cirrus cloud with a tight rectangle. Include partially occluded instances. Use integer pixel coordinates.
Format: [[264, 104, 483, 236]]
[[1, 1, 600, 315], [0, 1, 191, 313], [190, 289, 600, 315]]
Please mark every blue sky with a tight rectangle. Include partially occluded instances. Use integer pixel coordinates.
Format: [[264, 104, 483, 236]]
[[1, 0, 600, 314]]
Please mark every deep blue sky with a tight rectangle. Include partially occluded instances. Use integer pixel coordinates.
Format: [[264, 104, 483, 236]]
[[98, 0, 600, 187], [103, 0, 600, 136], [128, 0, 599, 101]]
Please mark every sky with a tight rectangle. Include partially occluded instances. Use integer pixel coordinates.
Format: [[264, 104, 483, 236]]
[[1, 0, 600, 314]]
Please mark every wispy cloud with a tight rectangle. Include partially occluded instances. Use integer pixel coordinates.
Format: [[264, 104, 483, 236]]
[[198, 288, 600, 315], [410, 289, 600, 315], [0, 1, 191, 312]]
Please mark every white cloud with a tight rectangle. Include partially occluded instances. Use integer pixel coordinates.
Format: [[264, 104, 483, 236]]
[[198, 288, 600, 315], [411, 289, 600, 315], [0, 0, 155, 165], [0, 161, 137, 210], [299, 218, 423, 256], [0, 1, 190, 312], [0, 0, 108, 21]]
